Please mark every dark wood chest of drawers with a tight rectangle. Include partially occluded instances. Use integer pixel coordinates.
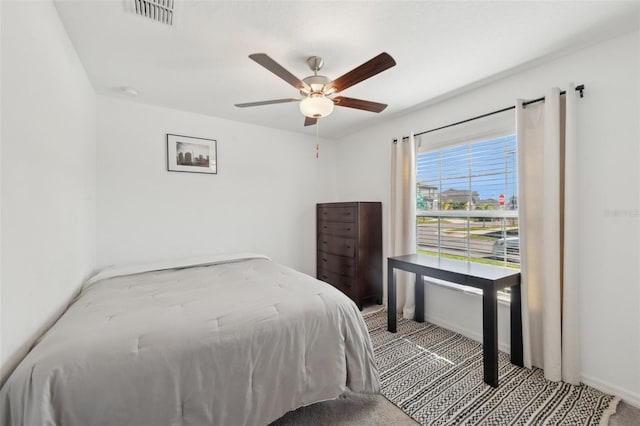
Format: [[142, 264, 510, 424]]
[[316, 202, 382, 309]]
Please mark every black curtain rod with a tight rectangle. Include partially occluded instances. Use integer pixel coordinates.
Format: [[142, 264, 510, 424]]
[[393, 84, 584, 142]]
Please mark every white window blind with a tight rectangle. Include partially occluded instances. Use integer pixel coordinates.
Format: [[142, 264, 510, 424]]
[[416, 133, 520, 268]]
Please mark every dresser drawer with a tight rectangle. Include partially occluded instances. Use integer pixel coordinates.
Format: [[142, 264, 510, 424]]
[[318, 206, 357, 222], [317, 268, 355, 295], [317, 221, 356, 238], [318, 235, 355, 257], [318, 251, 356, 277]]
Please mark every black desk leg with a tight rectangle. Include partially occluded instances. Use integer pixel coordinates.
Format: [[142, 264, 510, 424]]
[[387, 263, 397, 333], [510, 283, 523, 367], [415, 274, 424, 323], [482, 288, 499, 387]]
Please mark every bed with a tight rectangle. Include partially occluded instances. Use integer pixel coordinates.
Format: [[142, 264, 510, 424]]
[[0, 254, 380, 425]]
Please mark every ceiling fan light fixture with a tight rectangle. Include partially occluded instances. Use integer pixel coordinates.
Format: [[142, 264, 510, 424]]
[[299, 94, 334, 118]]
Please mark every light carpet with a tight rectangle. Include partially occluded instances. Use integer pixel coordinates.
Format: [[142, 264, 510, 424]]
[[365, 310, 619, 425]]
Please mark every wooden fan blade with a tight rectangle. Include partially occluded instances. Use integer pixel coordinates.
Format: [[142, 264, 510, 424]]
[[333, 96, 388, 113], [304, 116, 318, 126], [235, 98, 299, 108], [249, 53, 308, 90], [325, 52, 396, 94]]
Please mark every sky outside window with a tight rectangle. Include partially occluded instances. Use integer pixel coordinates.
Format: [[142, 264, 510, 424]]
[[417, 135, 518, 210]]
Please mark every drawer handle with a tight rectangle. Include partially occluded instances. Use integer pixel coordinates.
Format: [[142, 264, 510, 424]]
[[321, 275, 328, 279], [346, 245, 351, 249], [346, 228, 351, 231], [323, 211, 328, 215], [323, 241, 327, 244], [323, 225, 327, 229], [322, 258, 327, 262]]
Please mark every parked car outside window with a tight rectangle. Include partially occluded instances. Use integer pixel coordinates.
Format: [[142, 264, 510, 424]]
[[492, 237, 520, 263]]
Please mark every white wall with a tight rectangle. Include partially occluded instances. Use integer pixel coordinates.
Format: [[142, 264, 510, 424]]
[[96, 97, 337, 276], [0, 1, 97, 382], [1, 0, 636, 406], [335, 31, 640, 405]]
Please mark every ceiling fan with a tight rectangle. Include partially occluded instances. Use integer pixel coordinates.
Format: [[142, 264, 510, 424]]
[[235, 52, 396, 126]]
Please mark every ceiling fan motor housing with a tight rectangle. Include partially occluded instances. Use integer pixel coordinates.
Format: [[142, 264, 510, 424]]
[[301, 75, 330, 95]]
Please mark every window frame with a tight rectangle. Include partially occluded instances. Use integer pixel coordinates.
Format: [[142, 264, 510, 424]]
[[415, 130, 520, 296]]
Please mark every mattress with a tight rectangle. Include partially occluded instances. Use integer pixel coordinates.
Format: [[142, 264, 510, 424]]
[[0, 254, 380, 426]]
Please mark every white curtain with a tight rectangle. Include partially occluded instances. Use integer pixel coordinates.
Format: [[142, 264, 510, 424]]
[[516, 84, 580, 384], [389, 133, 417, 319]]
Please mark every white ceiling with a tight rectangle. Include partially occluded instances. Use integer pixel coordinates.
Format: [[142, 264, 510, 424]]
[[53, 0, 640, 138]]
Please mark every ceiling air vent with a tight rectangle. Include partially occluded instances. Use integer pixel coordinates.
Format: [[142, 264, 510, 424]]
[[134, 0, 174, 25]]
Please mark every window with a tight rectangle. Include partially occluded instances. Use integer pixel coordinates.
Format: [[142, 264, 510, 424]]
[[416, 134, 520, 269]]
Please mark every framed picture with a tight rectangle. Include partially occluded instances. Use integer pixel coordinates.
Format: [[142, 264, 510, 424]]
[[167, 134, 217, 174]]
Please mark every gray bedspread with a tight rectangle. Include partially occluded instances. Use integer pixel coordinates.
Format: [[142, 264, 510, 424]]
[[0, 255, 379, 425]]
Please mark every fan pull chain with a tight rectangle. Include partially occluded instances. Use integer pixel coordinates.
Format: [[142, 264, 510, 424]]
[[315, 120, 320, 159]]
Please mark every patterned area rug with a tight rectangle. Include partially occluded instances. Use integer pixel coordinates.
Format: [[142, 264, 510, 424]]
[[364, 311, 619, 425]]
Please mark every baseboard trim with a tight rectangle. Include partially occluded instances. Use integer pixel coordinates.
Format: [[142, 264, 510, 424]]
[[581, 374, 640, 408], [423, 313, 511, 354]]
